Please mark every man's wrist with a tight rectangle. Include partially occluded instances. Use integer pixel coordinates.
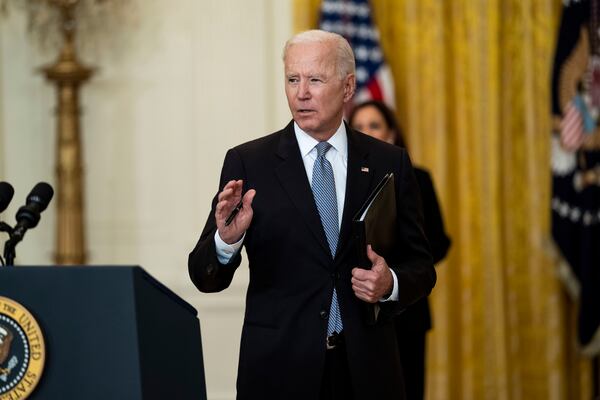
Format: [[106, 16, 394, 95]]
[[380, 268, 399, 302], [214, 230, 245, 264]]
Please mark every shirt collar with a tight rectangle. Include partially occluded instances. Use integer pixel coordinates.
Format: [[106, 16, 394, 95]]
[[293, 121, 348, 160]]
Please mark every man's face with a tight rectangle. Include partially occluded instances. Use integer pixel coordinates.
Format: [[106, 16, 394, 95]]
[[284, 41, 355, 140]]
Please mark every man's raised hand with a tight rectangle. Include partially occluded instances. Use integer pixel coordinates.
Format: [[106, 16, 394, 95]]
[[215, 180, 256, 244]]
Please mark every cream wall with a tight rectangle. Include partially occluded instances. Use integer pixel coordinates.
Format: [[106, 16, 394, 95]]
[[0, 1, 293, 399]]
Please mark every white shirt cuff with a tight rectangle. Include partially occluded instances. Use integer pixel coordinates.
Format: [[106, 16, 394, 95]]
[[379, 268, 399, 302], [214, 230, 244, 264]]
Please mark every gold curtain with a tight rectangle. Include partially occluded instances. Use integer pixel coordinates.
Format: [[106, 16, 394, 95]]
[[294, 1, 592, 399]]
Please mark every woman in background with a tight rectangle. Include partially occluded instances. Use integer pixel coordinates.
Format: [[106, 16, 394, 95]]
[[349, 100, 451, 400]]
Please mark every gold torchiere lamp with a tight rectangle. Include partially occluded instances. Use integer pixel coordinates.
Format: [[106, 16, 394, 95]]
[[42, 0, 93, 265]]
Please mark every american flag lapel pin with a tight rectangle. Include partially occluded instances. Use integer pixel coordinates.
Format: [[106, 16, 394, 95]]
[[361, 167, 369, 173]]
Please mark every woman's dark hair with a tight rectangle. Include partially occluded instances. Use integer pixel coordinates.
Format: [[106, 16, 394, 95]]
[[348, 100, 407, 148]]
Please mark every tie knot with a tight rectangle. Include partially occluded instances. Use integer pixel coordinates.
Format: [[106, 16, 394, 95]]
[[315, 141, 332, 158]]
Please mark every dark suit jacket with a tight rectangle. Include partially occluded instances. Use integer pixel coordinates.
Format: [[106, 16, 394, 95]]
[[188, 121, 436, 400], [395, 167, 451, 333]]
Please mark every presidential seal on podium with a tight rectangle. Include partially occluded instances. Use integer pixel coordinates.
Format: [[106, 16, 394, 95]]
[[0, 296, 45, 400]]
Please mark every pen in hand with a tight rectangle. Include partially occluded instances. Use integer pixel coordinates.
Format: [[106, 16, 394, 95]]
[[224, 200, 243, 226]]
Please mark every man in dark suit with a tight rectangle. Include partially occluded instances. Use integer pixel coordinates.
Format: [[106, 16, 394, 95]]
[[188, 30, 436, 400]]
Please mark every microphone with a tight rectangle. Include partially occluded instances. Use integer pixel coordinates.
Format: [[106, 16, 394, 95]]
[[2, 182, 53, 266], [0, 182, 14, 214], [11, 182, 54, 242]]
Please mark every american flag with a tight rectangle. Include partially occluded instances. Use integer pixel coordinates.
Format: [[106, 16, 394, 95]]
[[319, 0, 395, 108]]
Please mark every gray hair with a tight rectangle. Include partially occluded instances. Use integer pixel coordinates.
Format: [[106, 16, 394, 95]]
[[282, 30, 355, 79]]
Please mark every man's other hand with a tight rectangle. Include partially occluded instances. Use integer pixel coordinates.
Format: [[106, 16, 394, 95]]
[[351, 245, 393, 303]]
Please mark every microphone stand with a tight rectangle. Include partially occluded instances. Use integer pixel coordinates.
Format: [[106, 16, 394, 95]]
[[0, 222, 16, 266]]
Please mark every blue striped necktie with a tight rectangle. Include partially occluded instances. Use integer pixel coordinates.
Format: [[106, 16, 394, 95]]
[[311, 141, 343, 335]]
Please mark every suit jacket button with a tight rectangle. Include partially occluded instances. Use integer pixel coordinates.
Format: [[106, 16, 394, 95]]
[[320, 310, 328, 320], [206, 264, 215, 275]]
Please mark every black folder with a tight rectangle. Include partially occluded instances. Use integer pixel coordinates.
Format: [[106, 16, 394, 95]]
[[352, 172, 397, 268], [352, 172, 396, 324]]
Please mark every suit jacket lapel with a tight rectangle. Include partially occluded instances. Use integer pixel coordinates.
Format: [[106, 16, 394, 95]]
[[336, 125, 375, 262], [274, 122, 332, 257]]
